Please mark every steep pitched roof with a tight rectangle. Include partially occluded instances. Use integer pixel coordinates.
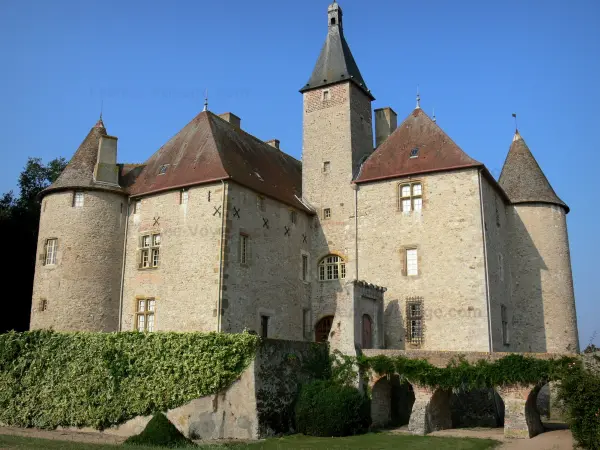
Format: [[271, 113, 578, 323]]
[[42, 118, 126, 197], [299, 3, 373, 99], [355, 108, 482, 183], [128, 111, 311, 213], [499, 131, 568, 212]]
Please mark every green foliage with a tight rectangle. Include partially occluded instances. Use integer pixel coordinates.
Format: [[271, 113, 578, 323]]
[[361, 353, 576, 390], [0, 156, 67, 333], [330, 350, 360, 386], [558, 360, 600, 449], [0, 330, 259, 430], [295, 380, 371, 437], [124, 412, 195, 448]]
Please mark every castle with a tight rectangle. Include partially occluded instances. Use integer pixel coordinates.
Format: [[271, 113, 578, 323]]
[[30, 1, 579, 355]]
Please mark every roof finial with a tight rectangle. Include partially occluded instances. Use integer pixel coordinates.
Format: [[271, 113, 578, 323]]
[[203, 89, 209, 112], [432, 107, 436, 123], [416, 86, 421, 109], [512, 113, 522, 141], [94, 99, 105, 128]]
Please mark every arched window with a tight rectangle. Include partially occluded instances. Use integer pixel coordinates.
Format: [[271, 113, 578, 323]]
[[318, 255, 346, 281]]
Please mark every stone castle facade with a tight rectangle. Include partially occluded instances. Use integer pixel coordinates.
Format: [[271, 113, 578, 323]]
[[30, 2, 579, 354]]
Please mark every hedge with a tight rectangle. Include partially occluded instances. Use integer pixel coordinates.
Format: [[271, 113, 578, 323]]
[[558, 356, 600, 450], [0, 330, 259, 430], [295, 380, 370, 437]]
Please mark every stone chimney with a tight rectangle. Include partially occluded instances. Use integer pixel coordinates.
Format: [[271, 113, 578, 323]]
[[218, 112, 241, 129], [374, 107, 397, 148], [94, 135, 119, 185], [266, 139, 280, 149]]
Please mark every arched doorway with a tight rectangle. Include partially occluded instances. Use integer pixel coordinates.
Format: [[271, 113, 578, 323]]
[[371, 375, 415, 429], [362, 314, 372, 348], [315, 316, 333, 343]]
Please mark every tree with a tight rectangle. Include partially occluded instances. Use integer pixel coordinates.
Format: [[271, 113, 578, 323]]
[[0, 157, 66, 333]]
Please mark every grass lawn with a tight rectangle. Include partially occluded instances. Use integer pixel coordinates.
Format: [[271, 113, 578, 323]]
[[0, 432, 499, 450]]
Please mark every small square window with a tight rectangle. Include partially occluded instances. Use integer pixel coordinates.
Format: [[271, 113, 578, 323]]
[[39, 299, 48, 312], [323, 161, 331, 173], [399, 182, 423, 212], [323, 208, 331, 220], [180, 190, 188, 205], [158, 164, 168, 175], [410, 147, 419, 158], [73, 191, 84, 208], [322, 90, 330, 101]]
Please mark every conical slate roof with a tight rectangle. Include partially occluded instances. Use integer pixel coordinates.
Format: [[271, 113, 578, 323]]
[[128, 111, 311, 212], [300, 2, 373, 99], [42, 118, 125, 197], [498, 131, 568, 212], [355, 108, 482, 183]]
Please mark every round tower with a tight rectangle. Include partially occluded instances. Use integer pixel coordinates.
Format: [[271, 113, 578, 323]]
[[30, 117, 127, 332], [500, 131, 579, 354]]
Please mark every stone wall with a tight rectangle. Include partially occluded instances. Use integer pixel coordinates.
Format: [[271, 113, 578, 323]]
[[31, 189, 126, 331], [507, 204, 579, 353], [302, 82, 373, 330], [357, 168, 490, 351], [121, 183, 222, 332], [480, 175, 513, 352], [222, 182, 312, 340]]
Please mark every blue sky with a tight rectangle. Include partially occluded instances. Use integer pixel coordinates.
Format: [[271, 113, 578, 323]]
[[1, 0, 598, 346]]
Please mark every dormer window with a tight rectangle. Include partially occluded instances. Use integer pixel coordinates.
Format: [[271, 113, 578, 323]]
[[410, 147, 419, 158], [158, 164, 169, 175]]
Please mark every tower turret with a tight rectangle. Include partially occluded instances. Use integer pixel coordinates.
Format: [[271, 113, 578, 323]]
[[30, 117, 127, 332], [301, 2, 374, 340], [500, 131, 579, 353]]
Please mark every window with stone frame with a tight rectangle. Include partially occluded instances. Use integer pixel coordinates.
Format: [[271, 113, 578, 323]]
[[318, 255, 346, 281], [139, 233, 161, 269], [302, 254, 309, 281], [290, 210, 297, 225], [399, 181, 423, 212], [180, 190, 189, 205], [406, 298, 424, 345], [323, 208, 331, 220], [72, 191, 84, 208], [240, 233, 249, 265], [39, 298, 48, 312], [323, 161, 331, 173], [44, 238, 58, 266], [405, 248, 418, 276], [501, 304, 509, 345], [135, 298, 156, 332], [257, 195, 265, 211]]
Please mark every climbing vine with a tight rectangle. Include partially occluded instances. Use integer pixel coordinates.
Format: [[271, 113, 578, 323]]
[[356, 353, 577, 390], [0, 330, 260, 430]]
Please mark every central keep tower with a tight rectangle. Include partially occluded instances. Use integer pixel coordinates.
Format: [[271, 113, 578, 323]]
[[301, 2, 374, 322]]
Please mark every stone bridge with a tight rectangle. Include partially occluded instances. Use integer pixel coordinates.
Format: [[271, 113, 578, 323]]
[[363, 349, 570, 439]]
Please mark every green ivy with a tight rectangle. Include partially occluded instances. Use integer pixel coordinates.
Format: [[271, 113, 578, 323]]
[[0, 330, 259, 430], [358, 353, 577, 390]]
